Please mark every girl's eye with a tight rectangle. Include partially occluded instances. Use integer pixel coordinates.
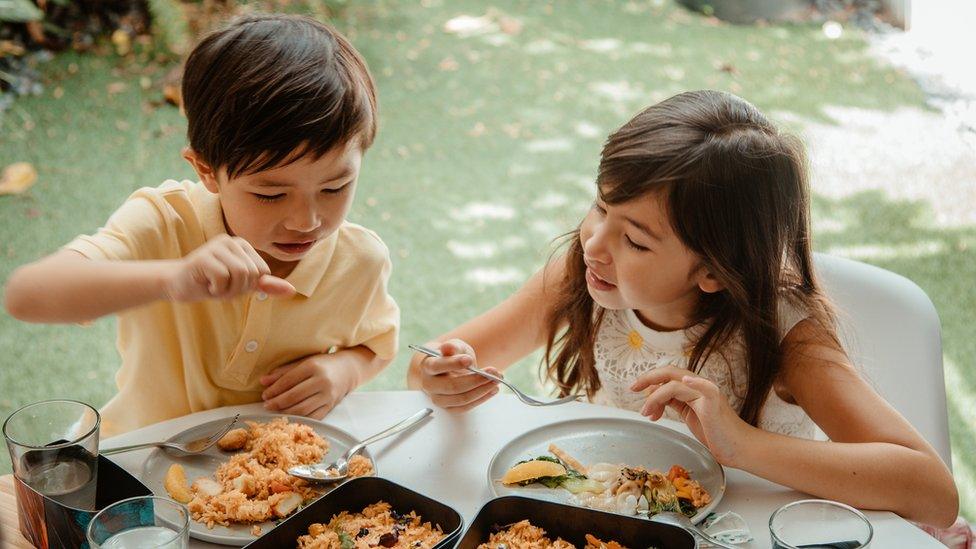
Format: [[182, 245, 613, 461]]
[[322, 183, 350, 195], [593, 202, 607, 215], [253, 193, 284, 203], [625, 235, 650, 252]]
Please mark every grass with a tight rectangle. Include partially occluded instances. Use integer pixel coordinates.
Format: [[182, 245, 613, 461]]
[[1, 0, 972, 521]]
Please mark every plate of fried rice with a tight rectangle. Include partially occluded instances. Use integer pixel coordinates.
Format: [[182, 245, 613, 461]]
[[141, 415, 376, 546], [296, 501, 446, 549]]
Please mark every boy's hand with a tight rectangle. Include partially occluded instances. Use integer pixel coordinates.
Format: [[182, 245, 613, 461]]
[[164, 234, 295, 301], [416, 339, 502, 412], [260, 353, 356, 418]]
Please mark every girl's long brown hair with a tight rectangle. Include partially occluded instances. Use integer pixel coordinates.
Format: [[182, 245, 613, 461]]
[[544, 90, 836, 426]]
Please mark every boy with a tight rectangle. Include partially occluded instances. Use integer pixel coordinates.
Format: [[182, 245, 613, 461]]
[[3, 14, 398, 436]]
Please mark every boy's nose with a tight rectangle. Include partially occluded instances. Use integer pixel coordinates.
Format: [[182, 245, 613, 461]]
[[285, 206, 321, 233]]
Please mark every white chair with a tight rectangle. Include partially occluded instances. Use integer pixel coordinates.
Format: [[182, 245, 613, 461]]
[[813, 253, 953, 469]]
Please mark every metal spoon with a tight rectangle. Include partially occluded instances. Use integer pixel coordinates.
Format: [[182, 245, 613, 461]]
[[288, 408, 432, 483], [409, 344, 584, 407], [647, 511, 739, 549]]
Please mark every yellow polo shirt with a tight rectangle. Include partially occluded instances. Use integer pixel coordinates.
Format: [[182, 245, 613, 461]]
[[65, 180, 399, 436]]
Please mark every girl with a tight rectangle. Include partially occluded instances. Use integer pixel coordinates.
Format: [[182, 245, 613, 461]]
[[408, 90, 958, 527]]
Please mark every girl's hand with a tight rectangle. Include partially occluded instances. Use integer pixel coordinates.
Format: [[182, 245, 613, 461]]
[[164, 234, 295, 301], [260, 353, 354, 418], [631, 367, 754, 466], [416, 339, 502, 412]]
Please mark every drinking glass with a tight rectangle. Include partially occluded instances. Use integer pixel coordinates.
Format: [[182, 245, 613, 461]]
[[769, 499, 874, 549], [87, 496, 190, 549], [4, 399, 100, 511]]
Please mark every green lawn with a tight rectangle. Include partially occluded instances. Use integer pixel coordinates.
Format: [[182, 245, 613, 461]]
[[2, 0, 972, 521]]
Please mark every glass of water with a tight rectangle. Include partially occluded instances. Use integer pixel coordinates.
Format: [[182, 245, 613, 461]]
[[3, 399, 100, 511], [769, 499, 874, 549], [87, 496, 190, 548]]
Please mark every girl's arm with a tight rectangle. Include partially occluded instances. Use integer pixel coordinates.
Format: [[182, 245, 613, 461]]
[[738, 319, 959, 527], [633, 319, 958, 527], [406, 258, 565, 402], [4, 235, 294, 324]]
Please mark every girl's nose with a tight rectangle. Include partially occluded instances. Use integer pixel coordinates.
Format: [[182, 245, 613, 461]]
[[582, 225, 612, 265]]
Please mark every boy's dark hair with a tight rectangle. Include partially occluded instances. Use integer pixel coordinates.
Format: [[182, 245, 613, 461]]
[[181, 14, 377, 178]]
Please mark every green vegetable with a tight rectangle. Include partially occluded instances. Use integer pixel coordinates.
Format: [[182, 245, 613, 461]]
[[335, 528, 355, 549], [516, 455, 562, 466], [560, 477, 605, 494]]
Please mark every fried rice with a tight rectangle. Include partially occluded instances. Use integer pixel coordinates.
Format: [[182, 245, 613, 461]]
[[184, 417, 374, 528], [476, 520, 629, 549], [297, 501, 445, 549]]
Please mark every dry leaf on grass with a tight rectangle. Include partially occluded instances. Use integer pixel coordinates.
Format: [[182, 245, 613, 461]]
[[0, 163, 38, 196]]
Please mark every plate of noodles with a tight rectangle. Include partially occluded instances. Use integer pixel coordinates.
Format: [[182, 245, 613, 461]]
[[141, 414, 376, 546], [487, 417, 725, 524]]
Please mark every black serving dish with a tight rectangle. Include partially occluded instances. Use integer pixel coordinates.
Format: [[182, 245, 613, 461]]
[[244, 476, 463, 549], [455, 496, 696, 549]]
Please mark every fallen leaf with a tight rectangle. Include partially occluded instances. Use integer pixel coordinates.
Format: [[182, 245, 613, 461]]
[[438, 56, 459, 71], [499, 16, 523, 35], [26, 208, 41, 218], [112, 29, 131, 56], [716, 62, 738, 75], [163, 84, 181, 107], [0, 41, 26, 56], [0, 162, 38, 196], [26, 21, 45, 45], [107, 82, 127, 95]]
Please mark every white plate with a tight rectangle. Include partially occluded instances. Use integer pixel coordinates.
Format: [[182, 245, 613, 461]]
[[487, 417, 725, 524], [140, 414, 374, 546]]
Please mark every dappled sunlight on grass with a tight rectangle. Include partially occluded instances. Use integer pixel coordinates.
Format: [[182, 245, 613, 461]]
[[464, 266, 525, 286], [449, 202, 517, 221]]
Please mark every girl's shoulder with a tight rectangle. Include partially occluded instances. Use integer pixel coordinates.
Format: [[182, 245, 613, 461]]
[[776, 294, 810, 343]]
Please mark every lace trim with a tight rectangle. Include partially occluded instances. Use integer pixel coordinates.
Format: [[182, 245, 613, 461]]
[[591, 307, 816, 439]]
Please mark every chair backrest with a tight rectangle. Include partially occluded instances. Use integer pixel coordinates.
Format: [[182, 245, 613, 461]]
[[813, 253, 952, 468]]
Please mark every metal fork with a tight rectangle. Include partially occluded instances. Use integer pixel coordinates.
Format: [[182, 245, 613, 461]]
[[101, 414, 241, 456], [409, 344, 584, 407]]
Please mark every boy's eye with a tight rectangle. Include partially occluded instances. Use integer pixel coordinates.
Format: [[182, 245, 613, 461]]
[[625, 235, 650, 252], [321, 183, 350, 195], [253, 193, 285, 203]]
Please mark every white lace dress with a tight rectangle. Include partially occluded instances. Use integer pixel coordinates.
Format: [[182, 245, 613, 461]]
[[590, 300, 817, 439]]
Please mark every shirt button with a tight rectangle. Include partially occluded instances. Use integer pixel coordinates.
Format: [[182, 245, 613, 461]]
[[255, 292, 268, 301], [245, 340, 259, 353]]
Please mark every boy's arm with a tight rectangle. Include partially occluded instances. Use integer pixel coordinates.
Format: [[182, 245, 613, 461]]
[[4, 249, 176, 323], [260, 345, 391, 417], [4, 235, 294, 324], [332, 345, 392, 389]]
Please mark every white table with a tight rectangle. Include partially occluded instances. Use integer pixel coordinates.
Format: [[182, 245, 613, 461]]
[[101, 390, 940, 548]]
